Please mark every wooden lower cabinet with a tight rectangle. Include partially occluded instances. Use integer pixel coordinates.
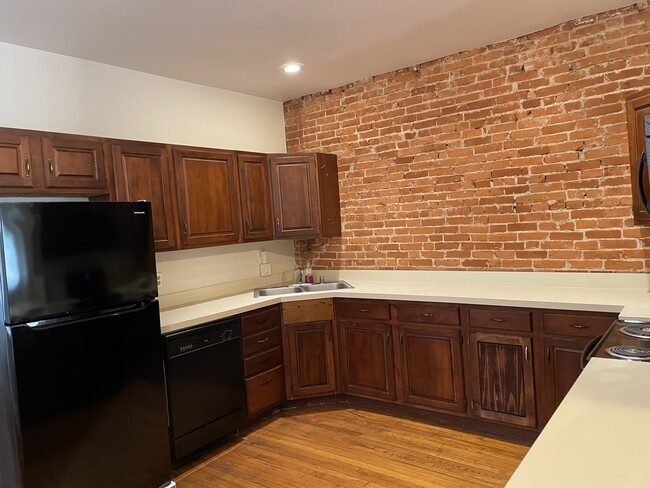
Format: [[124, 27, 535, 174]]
[[241, 306, 284, 417], [285, 321, 336, 399], [468, 332, 536, 428], [338, 321, 396, 401], [543, 336, 589, 415], [398, 324, 465, 413]]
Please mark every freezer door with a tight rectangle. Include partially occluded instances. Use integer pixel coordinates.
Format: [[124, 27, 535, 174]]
[[8, 300, 171, 488]]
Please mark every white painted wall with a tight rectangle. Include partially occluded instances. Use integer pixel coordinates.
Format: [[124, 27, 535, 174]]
[[0, 42, 292, 304], [0, 42, 287, 152]]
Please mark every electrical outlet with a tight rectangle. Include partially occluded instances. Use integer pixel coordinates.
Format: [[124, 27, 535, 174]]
[[156, 272, 163, 288], [259, 263, 272, 277]]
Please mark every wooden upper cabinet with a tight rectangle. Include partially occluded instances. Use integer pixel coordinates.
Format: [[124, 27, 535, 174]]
[[173, 148, 241, 248], [626, 88, 650, 224], [0, 129, 34, 188], [41, 134, 106, 189], [237, 152, 273, 242], [468, 332, 536, 428], [110, 141, 178, 252], [0, 128, 107, 194], [269, 153, 341, 239]]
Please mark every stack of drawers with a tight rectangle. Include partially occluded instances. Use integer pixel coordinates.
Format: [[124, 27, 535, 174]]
[[241, 305, 284, 417]]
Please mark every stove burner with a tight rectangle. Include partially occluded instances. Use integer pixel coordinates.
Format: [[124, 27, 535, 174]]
[[606, 345, 650, 361], [620, 324, 650, 340]]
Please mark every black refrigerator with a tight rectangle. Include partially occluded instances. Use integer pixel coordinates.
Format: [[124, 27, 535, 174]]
[[0, 202, 173, 488]]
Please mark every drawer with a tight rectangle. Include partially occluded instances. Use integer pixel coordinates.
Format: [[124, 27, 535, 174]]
[[241, 306, 281, 336], [242, 326, 282, 356], [337, 299, 391, 321], [543, 312, 616, 338], [396, 302, 460, 326], [468, 306, 532, 332], [243, 346, 283, 378], [245, 366, 284, 416], [282, 299, 334, 325]]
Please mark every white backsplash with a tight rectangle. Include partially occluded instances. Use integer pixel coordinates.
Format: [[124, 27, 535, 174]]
[[155, 240, 296, 309]]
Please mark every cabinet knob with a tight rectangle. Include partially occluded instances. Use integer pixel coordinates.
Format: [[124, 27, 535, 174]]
[[24, 157, 30, 177]]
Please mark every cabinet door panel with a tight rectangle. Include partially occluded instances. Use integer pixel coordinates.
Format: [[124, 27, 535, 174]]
[[339, 322, 395, 401], [42, 135, 106, 189], [0, 130, 33, 188], [245, 366, 284, 417], [111, 142, 178, 251], [237, 153, 273, 241], [174, 149, 241, 247], [286, 321, 336, 398], [270, 155, 320, 239], [400, 324, 465, 413], [469, 332, 536, 427], [544, 336, 589, 414]]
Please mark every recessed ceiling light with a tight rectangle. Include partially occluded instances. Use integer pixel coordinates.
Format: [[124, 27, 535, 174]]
[[280, 62, 303, 74]]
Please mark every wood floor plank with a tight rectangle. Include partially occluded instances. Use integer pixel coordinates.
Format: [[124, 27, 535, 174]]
[[175, 407, 528, 488]]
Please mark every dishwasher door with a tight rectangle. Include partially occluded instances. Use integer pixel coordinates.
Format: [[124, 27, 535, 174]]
[[165, 318, 246, 461]]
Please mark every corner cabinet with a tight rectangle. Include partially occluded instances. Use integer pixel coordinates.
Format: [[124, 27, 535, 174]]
[[173, 148, 242, 248], [336, 299, 396, 401], [282, 300, 337, 399], [109, 141, 179, 251], [0, 128, 107, 194], [269, 153, 341, 239]]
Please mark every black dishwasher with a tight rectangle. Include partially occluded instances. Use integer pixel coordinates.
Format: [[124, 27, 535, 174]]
[[165, 317, 246, 462]]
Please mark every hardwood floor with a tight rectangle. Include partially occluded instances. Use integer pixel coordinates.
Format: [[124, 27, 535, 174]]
[[175, 407, 529, 487]]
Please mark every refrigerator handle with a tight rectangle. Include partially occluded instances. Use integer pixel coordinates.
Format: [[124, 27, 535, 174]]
[[23, 300, 154, 330], [637, 149, 650, 216]]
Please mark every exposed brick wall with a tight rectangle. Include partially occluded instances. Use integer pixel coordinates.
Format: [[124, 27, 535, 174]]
[[285, 3, 650, 272]]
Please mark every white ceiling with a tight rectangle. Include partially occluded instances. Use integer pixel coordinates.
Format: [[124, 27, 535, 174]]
[[0, 0, 634, 102]]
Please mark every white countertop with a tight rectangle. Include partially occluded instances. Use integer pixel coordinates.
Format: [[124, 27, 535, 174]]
[[506, 357, 650, 487], [160, 271, 650, 334]]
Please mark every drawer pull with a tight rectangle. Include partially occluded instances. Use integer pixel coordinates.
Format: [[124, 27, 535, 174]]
[[524, 346, 529, 364], [48, 158, 54, 176], [491, 318, 507, 323], [570, 324, 590, 329], [400, 333, 404, 345], [24, 157, 30, 177], [260, 379, 273, 386], [421, 313, 433, 318], [359, 309, 369, 312], [256, 318, 268, 324], [257, 337, 269, 344], [546, 347, 551, 362]]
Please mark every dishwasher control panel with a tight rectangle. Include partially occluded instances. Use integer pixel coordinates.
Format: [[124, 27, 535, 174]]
[[165, 318, 241, 359]]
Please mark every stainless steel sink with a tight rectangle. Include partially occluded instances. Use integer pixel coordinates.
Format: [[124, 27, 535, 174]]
[[253, 285, 304, 297], [253, 280, 353, 297], [299, 281, 353, 292]]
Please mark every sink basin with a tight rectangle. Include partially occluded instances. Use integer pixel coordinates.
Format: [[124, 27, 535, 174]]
[[253, 280, 353, 297], [299, 281, 353, 292], [253, 285, 304, 297]]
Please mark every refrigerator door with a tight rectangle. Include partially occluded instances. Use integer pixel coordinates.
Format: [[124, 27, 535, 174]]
[[0, 202, 157, 325], [7, 300, 171, 488]]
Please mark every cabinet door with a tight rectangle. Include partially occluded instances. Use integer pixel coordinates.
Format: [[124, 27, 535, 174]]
[[285, 321, 336, 398], [174, 148, 241, 247], [469, 332, 536, 428], [41, 134, 107, 190], [0, 129, 34, 188], [237, 153, 273, 242], [626, 89, 650, 223], [111, 142, 178, 251], [338, 321, 396, 401], [269, 154, 321, 239], [399, 324, 465, 413], [543, 335, 589, 414]]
